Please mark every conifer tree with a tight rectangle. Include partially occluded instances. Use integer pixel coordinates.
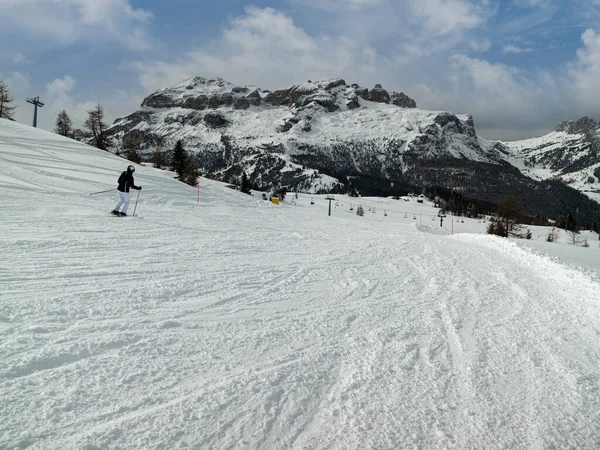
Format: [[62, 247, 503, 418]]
[[0, 79, 17, 120], [171, 140, 187, 180], [240, 172, 252, 195], [55, 110, 73, 137], [85, 104, 112, 150], [183, 151, 199, 186]]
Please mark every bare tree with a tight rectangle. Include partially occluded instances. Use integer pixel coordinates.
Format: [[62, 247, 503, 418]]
[[85, 104, 112, 150], [568, 230, 584, 246], [546, 227, 559, 243], [54, 110, 73, 137], [0, 79, 17, 120]]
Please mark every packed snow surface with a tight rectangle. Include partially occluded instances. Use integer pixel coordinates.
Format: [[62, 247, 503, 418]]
[[1, 119, 600, 449]]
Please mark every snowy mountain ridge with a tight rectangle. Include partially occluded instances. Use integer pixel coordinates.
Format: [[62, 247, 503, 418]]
[[502, 116, 600, 203], [108, 76, 500, 194]]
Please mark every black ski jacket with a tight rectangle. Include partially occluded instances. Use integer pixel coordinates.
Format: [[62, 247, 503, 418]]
[[117, 170, 139, 193]]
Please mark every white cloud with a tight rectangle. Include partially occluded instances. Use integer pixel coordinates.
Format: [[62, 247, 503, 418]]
[[512, 0, 554, 7], [297, 0, 383, 11], [13, 53, 33, 64], [132, 6, 380, 93], [410, 54, 566, 139], [0, 0, 153, 50], [502, 45, 533, 54], [568, 29, 600, 112], [408, 0, 483, 37], [39, 75, 142, 130], [470, 39, 491, 52]]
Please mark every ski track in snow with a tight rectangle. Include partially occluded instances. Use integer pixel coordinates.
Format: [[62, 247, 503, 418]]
[[1, 120, 600, 449]]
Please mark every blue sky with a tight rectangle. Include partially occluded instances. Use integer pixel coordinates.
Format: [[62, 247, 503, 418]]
[[1, 0, 599, 140]]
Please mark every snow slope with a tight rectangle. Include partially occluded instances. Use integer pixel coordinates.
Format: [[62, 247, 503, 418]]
[[1, 119, 600, 449]]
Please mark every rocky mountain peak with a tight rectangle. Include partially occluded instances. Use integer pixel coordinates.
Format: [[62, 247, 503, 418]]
[[138, 76, 417, 115], [555, 117, 600, 135]]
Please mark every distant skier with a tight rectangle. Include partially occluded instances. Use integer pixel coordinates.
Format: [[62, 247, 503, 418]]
[[111, 165, 142, 216]]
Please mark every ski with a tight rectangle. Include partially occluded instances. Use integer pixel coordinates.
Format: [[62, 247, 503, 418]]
[[109, 212, 142, 219]]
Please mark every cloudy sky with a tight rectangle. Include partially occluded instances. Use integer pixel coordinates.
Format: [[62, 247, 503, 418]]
[[1, 0, 600, 140]]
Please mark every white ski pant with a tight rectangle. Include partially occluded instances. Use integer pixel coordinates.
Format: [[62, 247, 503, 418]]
[[114, 191, 130, 213]]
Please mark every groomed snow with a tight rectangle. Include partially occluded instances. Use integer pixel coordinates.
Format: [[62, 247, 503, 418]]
[[1, 119, 600, 449]]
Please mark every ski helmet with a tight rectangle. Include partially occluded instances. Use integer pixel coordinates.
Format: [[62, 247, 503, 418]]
[[128, 165, 135, 173]]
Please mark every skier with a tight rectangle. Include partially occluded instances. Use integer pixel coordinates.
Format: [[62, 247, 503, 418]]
[[111, 165, 142, 216]]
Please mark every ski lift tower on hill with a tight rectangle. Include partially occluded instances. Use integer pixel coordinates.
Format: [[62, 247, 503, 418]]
[[325, 196, 336, 216], [438, 211, 447, 227]]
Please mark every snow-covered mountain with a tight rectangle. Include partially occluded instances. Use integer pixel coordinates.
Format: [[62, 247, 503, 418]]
[[502, 117, 600, 203], [108, 77, 501, 193], [105, 77, 600, 223]]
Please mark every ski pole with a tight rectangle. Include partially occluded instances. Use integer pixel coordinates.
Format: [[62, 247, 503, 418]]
[[89, 188, 115, 195], [133, 189, 141, 217]]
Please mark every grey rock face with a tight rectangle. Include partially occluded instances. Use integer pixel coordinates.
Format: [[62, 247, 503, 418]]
[[142, 93, 175, 109], [368, 85, 391, 104], [203, 111, 228, 128], [246, 90, 262, 106], [209, 94, 233, 109], [232, 86, 250, 94], [233, 97, 250, 110], [346, 94, 360, 110], [391, 92, 417, 108], [354, 87, 369, 100], [322, 79, 346, 90], [182, 95, 209, 110], [264, 89, 292, 106], [556, 117, 599, 135], [277, 116, 301, 133]]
